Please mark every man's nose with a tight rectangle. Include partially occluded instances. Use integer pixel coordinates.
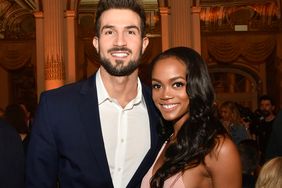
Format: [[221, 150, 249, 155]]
[[114, 32, 126, 46]]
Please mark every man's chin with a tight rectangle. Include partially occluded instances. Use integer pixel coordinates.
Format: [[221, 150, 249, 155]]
[[100, 56, 141, 76]]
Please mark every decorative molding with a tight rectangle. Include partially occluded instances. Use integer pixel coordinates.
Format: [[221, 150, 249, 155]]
[[0, 0, 35, 39], [200, 1, 281, 32], [45, 55, 65, 80], [207, 35, 276, 63], [0, 41, 33, 70]]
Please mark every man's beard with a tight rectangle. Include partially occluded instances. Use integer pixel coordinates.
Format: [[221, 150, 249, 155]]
[[99, 49, 142, 76], [260, 109, 271, 117]]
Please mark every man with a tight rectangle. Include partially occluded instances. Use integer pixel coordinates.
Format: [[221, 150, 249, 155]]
[[0, 118, 25, 188], [265, 109, 282, 160], [256, 95, 276, 163], [26, 0, 163, 187]]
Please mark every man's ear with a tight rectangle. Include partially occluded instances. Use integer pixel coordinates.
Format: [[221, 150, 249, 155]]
[[93, 36, 99, 53], [141, 36, 149, 54]]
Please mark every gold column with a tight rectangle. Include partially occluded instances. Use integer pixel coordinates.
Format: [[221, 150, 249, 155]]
[[245, 78, 251, 93], [191, 5, 201, 54], [65, 10, 77, 84], [34, 11, 45, 97], [43, 0, 65, 90], [277, 33, 282, 106], [159, 7, 170, 51], [169, 0, 192, 48], [228, 73, 236, 93]]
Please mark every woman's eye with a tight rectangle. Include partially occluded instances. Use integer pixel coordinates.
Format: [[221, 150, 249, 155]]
[[152, 83, 161, 89], [173, 82, 185, 88]]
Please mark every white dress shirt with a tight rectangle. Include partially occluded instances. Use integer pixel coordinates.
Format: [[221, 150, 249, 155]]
[[96, 69, 151, 188]]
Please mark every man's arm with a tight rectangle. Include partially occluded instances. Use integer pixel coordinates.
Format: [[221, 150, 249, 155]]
[[26, 93, 59, 188]]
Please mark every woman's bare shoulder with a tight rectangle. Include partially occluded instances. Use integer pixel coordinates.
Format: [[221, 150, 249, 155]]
[[181, 136, 242, 188], [205, 136, 242, 188]]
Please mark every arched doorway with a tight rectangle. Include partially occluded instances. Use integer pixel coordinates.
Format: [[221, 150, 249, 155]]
[[209, 65, 262, 111]]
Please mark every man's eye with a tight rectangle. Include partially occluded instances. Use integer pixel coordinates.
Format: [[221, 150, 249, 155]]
[[104, 30, 113, 35], [128, 30, 136, 35]]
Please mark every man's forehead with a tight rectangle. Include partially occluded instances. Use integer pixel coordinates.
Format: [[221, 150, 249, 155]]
[[99, 9, 141, 26]]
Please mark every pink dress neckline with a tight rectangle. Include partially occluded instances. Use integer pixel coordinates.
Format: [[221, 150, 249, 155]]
[[141, 141, 186, 188]]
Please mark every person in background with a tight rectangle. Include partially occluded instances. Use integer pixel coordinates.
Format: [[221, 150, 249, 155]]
[[236, 104, 256, 140], [238, 139, 261, 188], [265, 109, 282, 160], [0, 118, 25, 188], [26, 0, 163, 187], [255, 157, 282, 188], [4, 103, 30, 154], [256, 95, 276, 163], [4, 103, 29, 142], [19, 103, 33, 131], [219, 101, 249, 145], [141, 47, 242, 188]]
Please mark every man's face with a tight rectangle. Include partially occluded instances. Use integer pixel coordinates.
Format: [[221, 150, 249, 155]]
[[93, 9, 149, 76], [260, 99, 274, 117]]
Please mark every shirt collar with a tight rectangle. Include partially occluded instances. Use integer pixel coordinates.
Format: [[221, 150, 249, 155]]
[[96, 68, 111, 105], [96, 68, 145, 106]]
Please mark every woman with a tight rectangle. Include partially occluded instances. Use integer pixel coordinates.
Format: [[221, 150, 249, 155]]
[[255, 157, 282, 188], [141, 47, 242, 188], [219, 101, 250, 144]]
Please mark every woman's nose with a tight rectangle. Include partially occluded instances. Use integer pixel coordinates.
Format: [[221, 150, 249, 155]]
[[160, 87, 173, 100]]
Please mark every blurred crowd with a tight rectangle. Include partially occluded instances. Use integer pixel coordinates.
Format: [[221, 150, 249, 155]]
[[217, 95, 282, 188]]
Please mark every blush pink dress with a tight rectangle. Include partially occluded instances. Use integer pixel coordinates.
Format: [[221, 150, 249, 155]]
[[141, 142, 186, 188]]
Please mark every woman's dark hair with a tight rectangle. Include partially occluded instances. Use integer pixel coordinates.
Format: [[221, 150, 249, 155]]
[[95, 0, 147, 38], [150, 47, 227, 187]]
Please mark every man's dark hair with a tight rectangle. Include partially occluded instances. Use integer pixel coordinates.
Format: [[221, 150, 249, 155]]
[[259, 95, 274, 105], [95, 0, 147, 38]]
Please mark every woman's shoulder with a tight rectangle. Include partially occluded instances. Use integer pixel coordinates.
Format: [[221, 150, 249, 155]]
[[204, 136, 242, 187], [207, 136, 239, 161]]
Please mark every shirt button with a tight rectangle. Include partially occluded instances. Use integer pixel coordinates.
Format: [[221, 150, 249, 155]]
[[118, 168, 121, 171], [121, 139, 124, 143]]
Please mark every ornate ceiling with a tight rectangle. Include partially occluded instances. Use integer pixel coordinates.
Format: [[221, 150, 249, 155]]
[[0, 0, 36, 39], [0, 0, 281, 39]]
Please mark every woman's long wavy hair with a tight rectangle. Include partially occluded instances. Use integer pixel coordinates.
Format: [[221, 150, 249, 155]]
[[150, 47, 227, 187]]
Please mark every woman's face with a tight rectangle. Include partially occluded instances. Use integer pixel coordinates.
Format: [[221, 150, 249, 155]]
[[220, 107, 232, 122], [151, 57, 189, 123]]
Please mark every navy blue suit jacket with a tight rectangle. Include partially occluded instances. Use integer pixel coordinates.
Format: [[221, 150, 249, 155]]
[[26, 74, 163, 188]]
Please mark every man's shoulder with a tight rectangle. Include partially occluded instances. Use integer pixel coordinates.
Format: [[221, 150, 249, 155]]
[[0, 118, 17, 135], [41, 75, 96, 99], [273, 109, 282, 129], [0, 118, 22, 145]]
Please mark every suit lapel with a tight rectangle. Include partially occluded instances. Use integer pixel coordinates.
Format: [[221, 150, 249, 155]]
[[79, 74, 113, 185]]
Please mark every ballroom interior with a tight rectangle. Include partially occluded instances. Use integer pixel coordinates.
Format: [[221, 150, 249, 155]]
[[0, 0, 282, 114]]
